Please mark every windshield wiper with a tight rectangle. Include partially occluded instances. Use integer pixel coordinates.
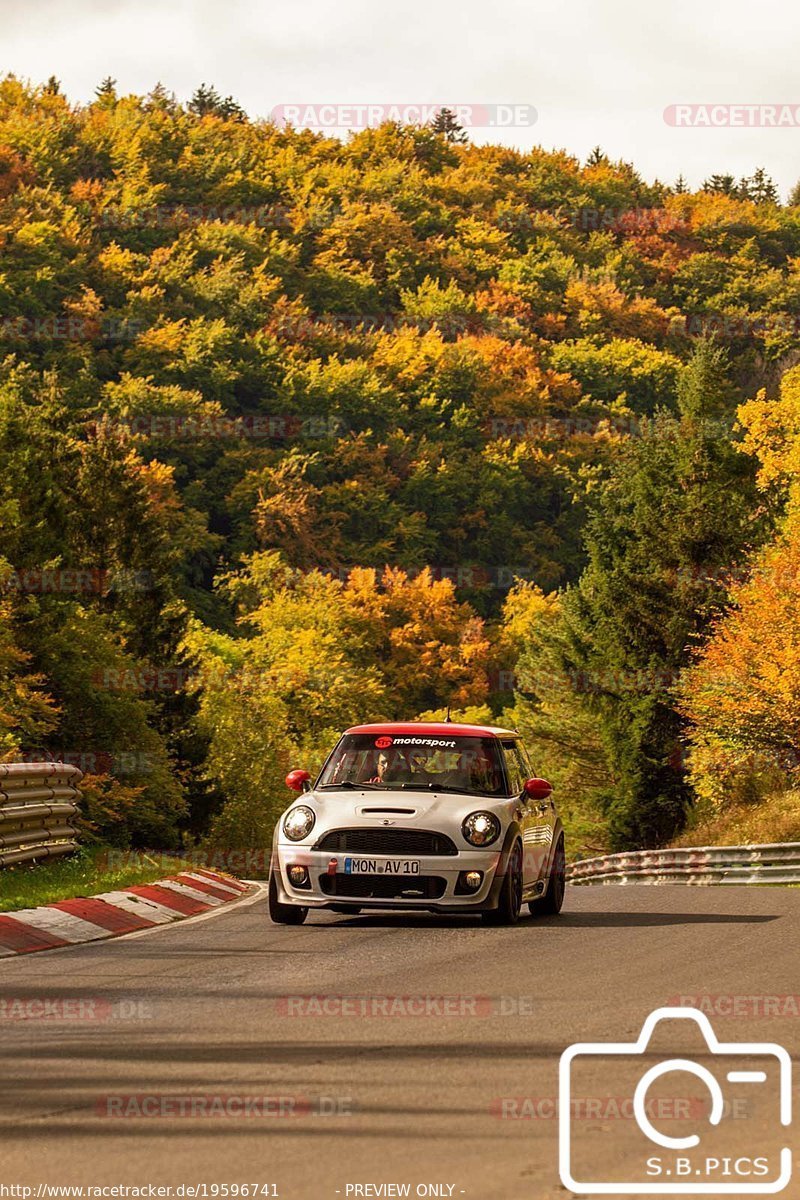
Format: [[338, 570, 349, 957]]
[[318, 780, 381, 790], [396, 782, 491, 795], [319, 780, 497, 796]]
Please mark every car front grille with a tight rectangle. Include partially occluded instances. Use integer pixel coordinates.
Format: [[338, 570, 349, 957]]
[[315, 828, 458, 856], [319, 874, 447, 900]]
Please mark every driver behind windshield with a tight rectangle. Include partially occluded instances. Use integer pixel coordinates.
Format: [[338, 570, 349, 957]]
[[364, 749, 413, 785], [368, 750, 391, 784]]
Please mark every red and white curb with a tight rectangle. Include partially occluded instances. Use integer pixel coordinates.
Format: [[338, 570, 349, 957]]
[[0, 870, 252, 957]]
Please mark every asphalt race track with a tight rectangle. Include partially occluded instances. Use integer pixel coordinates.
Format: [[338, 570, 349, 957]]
[[1, 885, 798, 1199]]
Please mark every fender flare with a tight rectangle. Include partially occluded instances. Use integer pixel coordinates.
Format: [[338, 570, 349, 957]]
[[495, 820, 524, 876], [544, 818, 565, 877]]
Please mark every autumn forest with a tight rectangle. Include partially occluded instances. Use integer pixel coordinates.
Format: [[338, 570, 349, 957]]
[[2, 76, 800, 856]]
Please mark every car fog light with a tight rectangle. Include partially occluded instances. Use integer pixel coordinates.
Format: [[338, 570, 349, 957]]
[[463, 871, 482, 890], [288, 865, 309, 887]]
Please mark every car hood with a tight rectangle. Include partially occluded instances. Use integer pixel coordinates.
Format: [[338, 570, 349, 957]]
[[303, 787, 514, 823]]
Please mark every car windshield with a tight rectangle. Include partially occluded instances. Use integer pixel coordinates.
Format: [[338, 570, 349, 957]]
[[317, 732, 507, 797]]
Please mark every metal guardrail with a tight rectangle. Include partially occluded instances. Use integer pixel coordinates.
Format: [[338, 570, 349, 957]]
[[567, 843, 800, 886], [0, 762, 83, 867]]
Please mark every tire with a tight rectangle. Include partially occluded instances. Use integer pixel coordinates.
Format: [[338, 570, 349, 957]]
[[529, 836, 565, 917], [268, 868, 308, 925], [481, 842, 523, 926]]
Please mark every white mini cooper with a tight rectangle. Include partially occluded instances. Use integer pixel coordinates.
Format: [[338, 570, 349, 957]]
[[268, 722, 565, 925]]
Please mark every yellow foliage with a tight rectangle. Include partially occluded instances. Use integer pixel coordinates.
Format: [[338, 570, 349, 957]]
[[565, 277, 672, 342], [678, 364, 800, 811], [737, 364, 800, 497]]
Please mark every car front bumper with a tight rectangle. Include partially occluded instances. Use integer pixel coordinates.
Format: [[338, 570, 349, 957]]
[[273, 844, 505, 912]]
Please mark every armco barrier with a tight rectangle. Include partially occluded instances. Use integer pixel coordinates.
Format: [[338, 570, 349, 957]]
[[0, 762, 82, 868], [567, 843, 800, 886]]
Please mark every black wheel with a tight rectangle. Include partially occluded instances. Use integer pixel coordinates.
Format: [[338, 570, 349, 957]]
[[529, 836, 565, 916], [482, 843, 523, 926], [329, 904, 361, 914], [268, 869, 308, 925]]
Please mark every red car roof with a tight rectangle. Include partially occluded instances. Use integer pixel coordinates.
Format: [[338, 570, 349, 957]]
[[344, 722, 517, 739]]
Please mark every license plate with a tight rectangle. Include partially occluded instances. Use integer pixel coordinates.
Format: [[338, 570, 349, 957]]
[[343, 857, 421, 876]]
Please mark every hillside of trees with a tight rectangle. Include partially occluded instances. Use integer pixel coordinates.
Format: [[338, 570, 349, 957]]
[[2, 76, 800, 855]]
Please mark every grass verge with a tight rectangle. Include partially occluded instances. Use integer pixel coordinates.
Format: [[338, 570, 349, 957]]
[[0, 846, 198, 913], [673, 790, 800, 847]]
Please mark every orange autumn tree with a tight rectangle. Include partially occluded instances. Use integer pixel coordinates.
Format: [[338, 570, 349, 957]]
[[677, 364, 800, 808], [343, 565, 492, 714], [182, 554, 494, 842]]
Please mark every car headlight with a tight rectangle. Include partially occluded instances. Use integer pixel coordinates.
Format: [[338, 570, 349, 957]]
[[283, 805, 316, 841], [462, 811, 501, 847]]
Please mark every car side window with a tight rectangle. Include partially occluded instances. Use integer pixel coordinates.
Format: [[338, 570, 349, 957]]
[[515, 741, 534, 778], [501, 741, 525, 795]]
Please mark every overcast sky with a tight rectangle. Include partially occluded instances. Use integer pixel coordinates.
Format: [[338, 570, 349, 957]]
[[3, 0, 799, 196]]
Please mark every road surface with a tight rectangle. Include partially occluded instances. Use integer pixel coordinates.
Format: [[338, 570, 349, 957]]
[[1, 885, 797, 1199]]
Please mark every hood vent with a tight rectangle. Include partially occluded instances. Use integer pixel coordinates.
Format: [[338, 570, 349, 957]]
[[361, 807, 416, 815]]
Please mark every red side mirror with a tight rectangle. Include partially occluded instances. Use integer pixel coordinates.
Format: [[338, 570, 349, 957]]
[[524, 777, 553, 801], [286, 769, 311, 792]]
